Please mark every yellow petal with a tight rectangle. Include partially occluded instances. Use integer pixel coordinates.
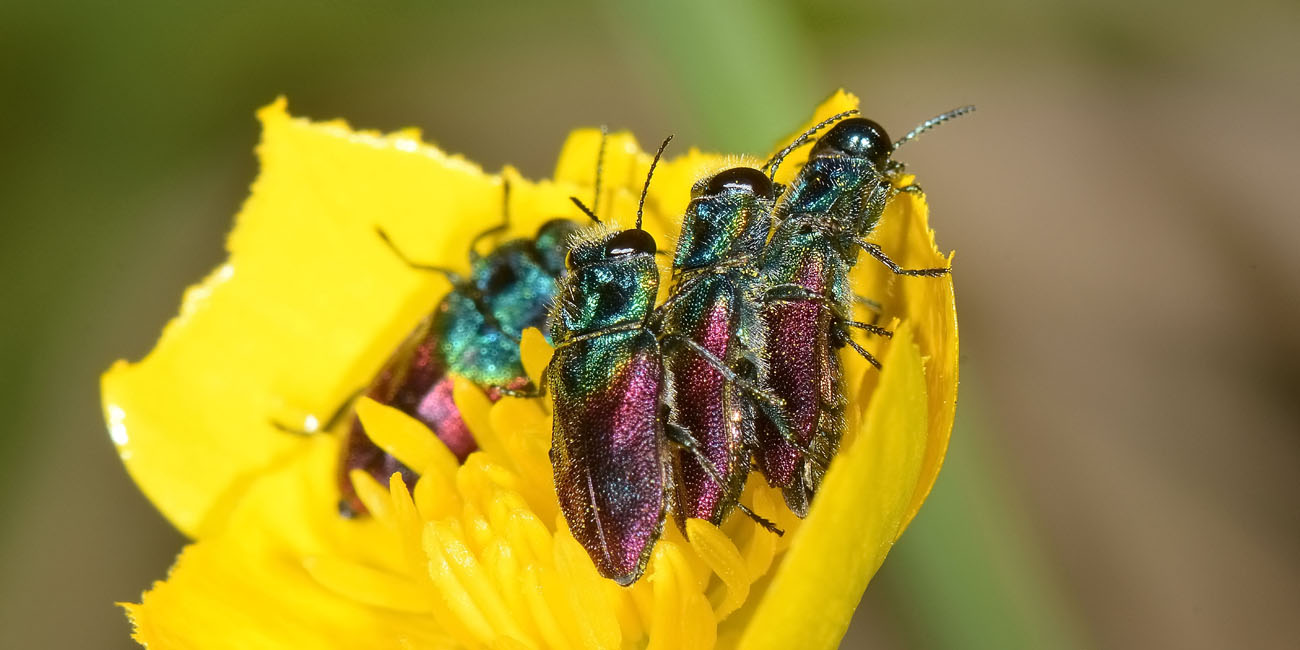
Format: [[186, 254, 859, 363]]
[[857, 188, 959, 532], [100, 98, 504, 537], [353, 397, 459, 479], [127, 437, 448, 649], [519, 327, 553, 388], [733, 324, 929, 650], [302, 554, 435, 614], [126, 540, 457, 650]]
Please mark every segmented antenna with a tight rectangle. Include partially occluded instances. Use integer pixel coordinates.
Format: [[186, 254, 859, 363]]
[[762, 109, 860, 178], [636, 135, 673, 230], [468, 178, 511, 261], [893, 105, 975, 150], [569, 196, 601, 224], [592, 125, 608, 215]]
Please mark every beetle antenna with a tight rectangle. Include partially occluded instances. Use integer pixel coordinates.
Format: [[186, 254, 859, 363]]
[[636, 134, 673, 231], [569, 196, 601, 224], [592, 125, 608, 215], [893, 105, 975, 150], [763, 109, 859, 178], [469, 178, 511, 261]]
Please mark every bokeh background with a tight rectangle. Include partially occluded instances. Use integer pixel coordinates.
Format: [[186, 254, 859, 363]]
[[2, 1, 1297, 648]]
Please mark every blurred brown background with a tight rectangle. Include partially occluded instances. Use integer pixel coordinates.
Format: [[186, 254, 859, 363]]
[[1, 1, 1296, 648]]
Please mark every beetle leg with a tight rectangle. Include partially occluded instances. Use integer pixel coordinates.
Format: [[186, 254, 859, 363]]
[[844, 337, 882, 370], [494, 372, 549, 399], [494, 385, 545, 399], [376, 227, 519, 339], [663, 421, 727, 488], [853, 294, 884, 314], [767, 285, 892, 344], [554, 321, 642, 349], [376, 227, 464, 280], [661, 335, 782, 407], [663, 334, 828, 468], [856, 240, 950, 277], [736, 502, 784, 537], [841, 319, 893, 338], [493, 359, 554, 400]]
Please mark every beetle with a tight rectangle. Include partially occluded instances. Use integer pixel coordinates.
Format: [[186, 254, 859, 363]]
[[655, 111, 856, 528], [542, 135, 722, 585], [755, 107, 973, 515], [334, 205, 580, 516], [330, 132, 619, 516]]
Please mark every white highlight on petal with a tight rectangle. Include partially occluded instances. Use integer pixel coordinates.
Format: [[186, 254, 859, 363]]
[[108, 403, 129, 446]]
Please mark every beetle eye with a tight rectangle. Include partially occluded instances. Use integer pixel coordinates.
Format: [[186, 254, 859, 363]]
[[703, 167, 775, 200], [604, 229, 657, 258], [809, 117, 893, 169]]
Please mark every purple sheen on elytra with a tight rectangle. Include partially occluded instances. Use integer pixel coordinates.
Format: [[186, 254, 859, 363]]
[[754, 299, 835, 485], [337, 323, 480, 516], [549, 332, 666, 586], [755, 247, 843, 517], [669, 294, 745, 523], [415, 376, 476, 461]]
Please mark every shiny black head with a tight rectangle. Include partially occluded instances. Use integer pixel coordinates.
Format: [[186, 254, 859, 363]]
[[673, 166, 777, 271], [603, 228, 657, 258], [551, 135, 672, 339], [809, 117, 893, 170], [553, 226, 660, 338], [699, 166, 776, 201], [564, 226, 659, 270]]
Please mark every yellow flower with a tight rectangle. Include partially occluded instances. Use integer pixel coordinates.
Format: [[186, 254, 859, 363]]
[[101, 90, 957, 649]]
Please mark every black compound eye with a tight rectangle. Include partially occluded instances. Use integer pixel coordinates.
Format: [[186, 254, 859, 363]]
[[809, 117, 893, 169], [604, 229, 657, 258], [704, 167, 775, 200]]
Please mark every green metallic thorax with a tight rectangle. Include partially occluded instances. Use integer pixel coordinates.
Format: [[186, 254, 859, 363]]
[[551, 242, 659, 341], [776, 155, 890, 240], [433, 219, 580, 387], [672, 188, 770, 273]]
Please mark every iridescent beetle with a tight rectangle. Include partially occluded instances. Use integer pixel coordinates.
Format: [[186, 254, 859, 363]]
[[332, 196, 581, 516], [755, 107, 973, 515], [541, 136, 732, 585], [318, 130, 617, 515], [656, 112, 856, 528]]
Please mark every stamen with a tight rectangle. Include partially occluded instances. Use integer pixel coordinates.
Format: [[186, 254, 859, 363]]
[[685, 519, 751, 621], [302, 555, 435, 614]]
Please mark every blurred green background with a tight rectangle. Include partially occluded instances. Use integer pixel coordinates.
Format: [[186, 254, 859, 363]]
[[2, 1, 1297, 648]]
